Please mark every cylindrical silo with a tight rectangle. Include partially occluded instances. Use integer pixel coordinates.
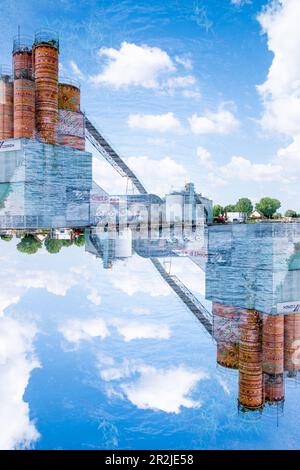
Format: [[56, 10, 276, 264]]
[[165, 194, 184, 224], [33, 30, 59, 144], [212, 303, 240, 370], [238, 310, 263, 410], [217, 342, 239, 370], [0, 67, 13, 139], [57, 79, 85, 150], [262, 315, 284, 375], [13, 37, 35, 139], [284, 313, 300, 378], [12, 36, 33, 79], [262, 314, 284, 403], [114, 228, 132, 259], [58, 80, 80, 112]]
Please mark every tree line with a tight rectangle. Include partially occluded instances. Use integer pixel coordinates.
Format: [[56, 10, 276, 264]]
[[213, 197, 300, 219], [0, 233, 85, 254]]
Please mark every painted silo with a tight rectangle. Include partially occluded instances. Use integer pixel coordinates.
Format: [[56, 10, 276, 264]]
[[58, 81, 80, 112], [57, 109, 85, 150], [212, 302, 240, 370], [57, 79, 85, 150]]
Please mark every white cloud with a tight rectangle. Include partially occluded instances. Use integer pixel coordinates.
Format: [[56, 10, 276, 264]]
[[92, 150, 189, 198], [15, 270, 77, 297], [196, 147, 285, 187], [112, 319, 171, 342], [175, 56, 193, 70], [167, 75, 196, 89], [59, 317, 109, 345], [257, 0, 300, 184], [87, 288, 102, 306], [182, 89, 201, 99], [121, 366, 208, 413], [128, 112, 182, 134], [197, 146, 214, 170], [105, 255, 171, 296], [0, 317, 40, 450], [92, 157, 126, 195], [70, 60, 85, 81], [100, 359, 208, 414], [126, 156, 189, 196], [189, 105, 239, 135], [231, 0, 251, 5], [90, 42, 175, 89], [277, 135, 300, 174], [146, 137, 168, 146], [219, 155, 284, 182]]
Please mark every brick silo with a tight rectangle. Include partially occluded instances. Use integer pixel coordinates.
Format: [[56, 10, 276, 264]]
[[13, 36, 35, 139], [33, 30, 59, 144], [262, 314, 285, 403], [238, 310, 263, 411], [57, 80, 85, 150], [284, 313, 300, 379], [0, 66, 13, 140], [212, 302, 239, 370]]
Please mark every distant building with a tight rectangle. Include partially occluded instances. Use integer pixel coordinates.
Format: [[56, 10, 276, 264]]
[[165, 183, 213, 225], [34, 233, 48, 243], [51, 228, 73, 240], [250, 209, 265, 219], [226, 212, 247, 223]]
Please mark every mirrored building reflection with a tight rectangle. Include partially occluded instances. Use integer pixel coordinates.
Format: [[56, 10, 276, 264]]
[[1, 139, 300, 424], [207, 224, 300, 417]]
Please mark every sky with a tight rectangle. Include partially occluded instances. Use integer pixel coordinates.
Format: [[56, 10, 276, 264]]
[[1, 0, 299, 211]]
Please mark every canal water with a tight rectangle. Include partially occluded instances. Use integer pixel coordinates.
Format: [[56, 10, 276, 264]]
[[1, 222, 300, 450]]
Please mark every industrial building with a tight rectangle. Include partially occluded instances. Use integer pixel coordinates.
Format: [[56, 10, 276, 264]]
[[0, 30, 92, 228], [0, 138, 92, 228], [165, 182, 213, 226], [1, 31, 85, 149]]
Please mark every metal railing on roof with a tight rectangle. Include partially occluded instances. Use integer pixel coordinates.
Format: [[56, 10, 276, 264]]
[[13, 35, 33, 53], [34, 30, 59, 49]]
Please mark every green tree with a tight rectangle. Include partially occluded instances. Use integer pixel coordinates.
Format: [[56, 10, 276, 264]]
[[74, 234, 85, 247], [44, 238, 63, 254], [285, 209, 297, 218], [61, 239, 73, 247], [256, 197, 281, 218], [213, 204, 224, 218], [44, 238, 73, 254], [17, 235, 42, 255], [0, 234, 13, 242], [235, 197, 253, 215], [224, 204, 236, 212]]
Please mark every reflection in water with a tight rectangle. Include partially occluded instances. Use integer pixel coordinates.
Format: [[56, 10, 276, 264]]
[[0, 143, 300, 448], [208, 224, 300, 418]]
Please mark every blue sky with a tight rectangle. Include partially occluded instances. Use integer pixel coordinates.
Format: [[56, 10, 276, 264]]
[[1, 0, 299, 211]]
